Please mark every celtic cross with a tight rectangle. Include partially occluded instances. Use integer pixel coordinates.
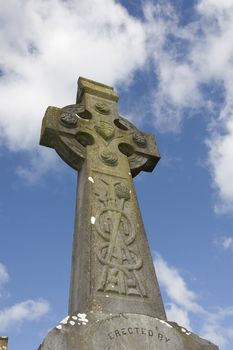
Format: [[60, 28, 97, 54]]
[[40, 77, 166, 320]]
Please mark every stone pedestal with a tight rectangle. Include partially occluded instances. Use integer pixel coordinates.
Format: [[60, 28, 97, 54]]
[[39, 311, 218, 350]]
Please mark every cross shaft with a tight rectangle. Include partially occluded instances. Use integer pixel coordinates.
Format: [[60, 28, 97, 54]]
[[40, 77, 166, 320]]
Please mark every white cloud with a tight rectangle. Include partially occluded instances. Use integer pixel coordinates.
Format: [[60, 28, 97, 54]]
[[154, 254, 233, 348], [0, 0, 150, 183], [0, 299, 50, 332], [0, 262, 50, 332], [201, 322, 228, 348], [0, 0, 147, 151], [16, 148, 58, 185], [197, 0, 233, 14], [146, 0, 233, 128], [215, 236, 233, 251], [165, 303, 192, 330], [222, 237, 233, 250], [201, 307, 233, 348], [141, 0, 233, 212], [0, 264, 9, 288], [1, 0, 233, 212], [207, 118, 233, 213], [155, 254, 202, 313]]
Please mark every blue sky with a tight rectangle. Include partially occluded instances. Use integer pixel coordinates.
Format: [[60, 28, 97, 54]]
[[1, 0, 233, 349]]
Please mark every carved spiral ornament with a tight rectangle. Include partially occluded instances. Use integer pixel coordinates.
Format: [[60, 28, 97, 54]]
[[94, 121, 115, 141], [60, 112, 78, 128], [132, 132, 147, 148], [115, 184, 130, 200], [95, 102, 110, 115], [101, 149, 118, 166]]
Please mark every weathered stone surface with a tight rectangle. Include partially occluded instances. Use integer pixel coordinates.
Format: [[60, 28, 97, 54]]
[[39, 312, 218, 350], [39, 77, 219, 350], [0, 337, 8, 350], [40, 77, 165, 320]]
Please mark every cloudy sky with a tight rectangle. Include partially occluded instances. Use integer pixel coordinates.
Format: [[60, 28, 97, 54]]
[[1, 0, 233, 348]]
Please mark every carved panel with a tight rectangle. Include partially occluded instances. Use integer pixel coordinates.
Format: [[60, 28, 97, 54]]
[[92, 172, 147, 298], [95, 121, 115, 141], [132, 132, 147, 148], [100, 150, 118, 166], [95, 102, 110, 115], [60, 112, 78, 128]]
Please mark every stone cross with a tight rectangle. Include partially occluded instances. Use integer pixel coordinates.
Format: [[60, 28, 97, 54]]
[[39, 77, 219, 350], [40, 77, 166, 319]]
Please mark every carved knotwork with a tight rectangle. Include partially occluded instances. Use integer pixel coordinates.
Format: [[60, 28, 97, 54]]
[[100, 149, 118, 166], [95, 102, 110, 115], [94, 175, 147, 297], [94, 121, 115, 141]]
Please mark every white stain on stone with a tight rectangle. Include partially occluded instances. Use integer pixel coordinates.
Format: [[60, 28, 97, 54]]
[[91, 216, 96, 224], [105, 294, 109, 298], [161, 321, 172, 329], [56, 324, 62, 330], [72, 316, 78, 320], [60, 316, 69, 324], [88, 176, 94, 183], [77, 313, 89, 324], [69, 320, 75, 326], [181, 327, 191, 335], [155, 318, 173, 328], [77, 313, 88, 322]]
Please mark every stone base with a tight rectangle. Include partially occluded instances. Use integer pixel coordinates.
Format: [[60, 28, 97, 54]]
[[0, 336, 8, 350], [39, 311, 219, 350]]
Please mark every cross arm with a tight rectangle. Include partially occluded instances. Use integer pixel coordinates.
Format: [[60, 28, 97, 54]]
[[128, 132, 160, 177], [113, 115, 160, 177], [40, 105, 87, 171]]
